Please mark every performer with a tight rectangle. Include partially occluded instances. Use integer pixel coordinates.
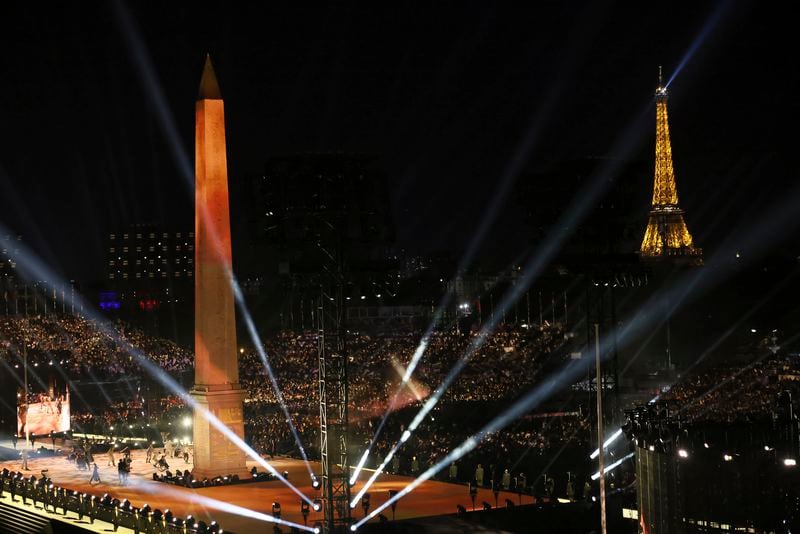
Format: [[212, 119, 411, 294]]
[[89, 463, 101, 485]]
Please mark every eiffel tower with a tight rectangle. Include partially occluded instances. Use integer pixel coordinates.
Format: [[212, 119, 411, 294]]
[[640, 67, 702, 264]]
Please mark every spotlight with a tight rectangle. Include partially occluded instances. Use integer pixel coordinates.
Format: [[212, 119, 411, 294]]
[[312, 478, 321, 489], [313, 498, 322, 512], [677, 449, 688, 458], [271, 502, 281, 519], [723, 454, 733, 462], [784, 458, 797, 467]]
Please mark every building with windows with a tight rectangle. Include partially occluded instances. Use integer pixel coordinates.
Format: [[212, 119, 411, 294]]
[[106, 225, 194, 283], [104, 225, 194, 312], [0, 234, 21, 281]]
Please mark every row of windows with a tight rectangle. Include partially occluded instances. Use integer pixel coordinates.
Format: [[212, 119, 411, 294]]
[[110, 258, 193, 267], [110, 245, 193, 253], [110, 232, 193, 240], [109, 271, 193, 280]]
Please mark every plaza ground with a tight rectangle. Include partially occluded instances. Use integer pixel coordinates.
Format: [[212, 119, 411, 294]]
[[0, 441, 534, 533]]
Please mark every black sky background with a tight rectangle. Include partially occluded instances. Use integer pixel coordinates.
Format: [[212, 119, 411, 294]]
[[0, 1, 795, 283]]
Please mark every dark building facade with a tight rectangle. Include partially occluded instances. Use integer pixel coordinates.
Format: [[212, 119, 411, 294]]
[[257, 153, 395, 272], [102, 226, 194, 340], [248, 154, 398, 330], [105, 225, 194, 288], [0, 234, 21, 282]]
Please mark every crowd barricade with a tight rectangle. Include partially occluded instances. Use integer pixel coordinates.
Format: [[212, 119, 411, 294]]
[[0, 469, 222, 533]]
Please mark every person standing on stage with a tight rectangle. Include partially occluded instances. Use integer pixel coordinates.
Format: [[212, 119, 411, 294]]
[[501, 468, 511, 490], [90, 463, 101, 485], [475, 464, 484, 486]]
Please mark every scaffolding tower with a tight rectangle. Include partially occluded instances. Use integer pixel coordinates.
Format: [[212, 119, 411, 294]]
[[317, 277, 351, 533]]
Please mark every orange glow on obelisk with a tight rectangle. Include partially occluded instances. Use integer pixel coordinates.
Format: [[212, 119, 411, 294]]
[[191, 55, 247, 478]]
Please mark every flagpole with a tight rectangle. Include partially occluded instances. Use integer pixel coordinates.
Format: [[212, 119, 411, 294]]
[[595, 323, 607, 534]]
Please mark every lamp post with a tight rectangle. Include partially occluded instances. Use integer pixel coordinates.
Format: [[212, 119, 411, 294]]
[[388, 489, 398, 520], [469, 483, 477, 511], [595, 324, 607, 534]]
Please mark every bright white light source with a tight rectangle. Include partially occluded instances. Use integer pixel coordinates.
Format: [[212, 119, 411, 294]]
[[182, 417, 191, 427], [677, 449, 688, 458], [784, 458, 797, 467], [723, 454, 733, 462], [591, 452, 635, 480], [590, 429, 623, 459]]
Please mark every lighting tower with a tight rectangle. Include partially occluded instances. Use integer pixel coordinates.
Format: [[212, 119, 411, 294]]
[[640, 66, 702, 263], [317, 243, 351, 533]]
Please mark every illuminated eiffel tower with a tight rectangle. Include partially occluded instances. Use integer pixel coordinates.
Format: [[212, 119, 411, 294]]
[[640, 67, 702, 264]]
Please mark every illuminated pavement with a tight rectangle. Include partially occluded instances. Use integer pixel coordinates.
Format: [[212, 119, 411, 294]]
[[0, 446, 535, 533]]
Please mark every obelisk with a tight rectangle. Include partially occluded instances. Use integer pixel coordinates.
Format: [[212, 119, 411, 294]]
[[191, 55, 247, 478]]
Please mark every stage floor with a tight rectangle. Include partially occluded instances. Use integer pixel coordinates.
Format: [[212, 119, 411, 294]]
[[0, 446, 534, 533]]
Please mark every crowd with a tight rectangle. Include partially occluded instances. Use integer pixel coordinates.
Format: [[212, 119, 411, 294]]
[[237, 323, 592, 497], [660, 336, 800, 423], [6, 309, 800, 521], [0, 314, 192, 378], [240, 324, 568, 415], [0, 314, 607, 499]]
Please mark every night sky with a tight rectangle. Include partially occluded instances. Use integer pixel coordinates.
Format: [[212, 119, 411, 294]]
[[0, 1, 794, 283]]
